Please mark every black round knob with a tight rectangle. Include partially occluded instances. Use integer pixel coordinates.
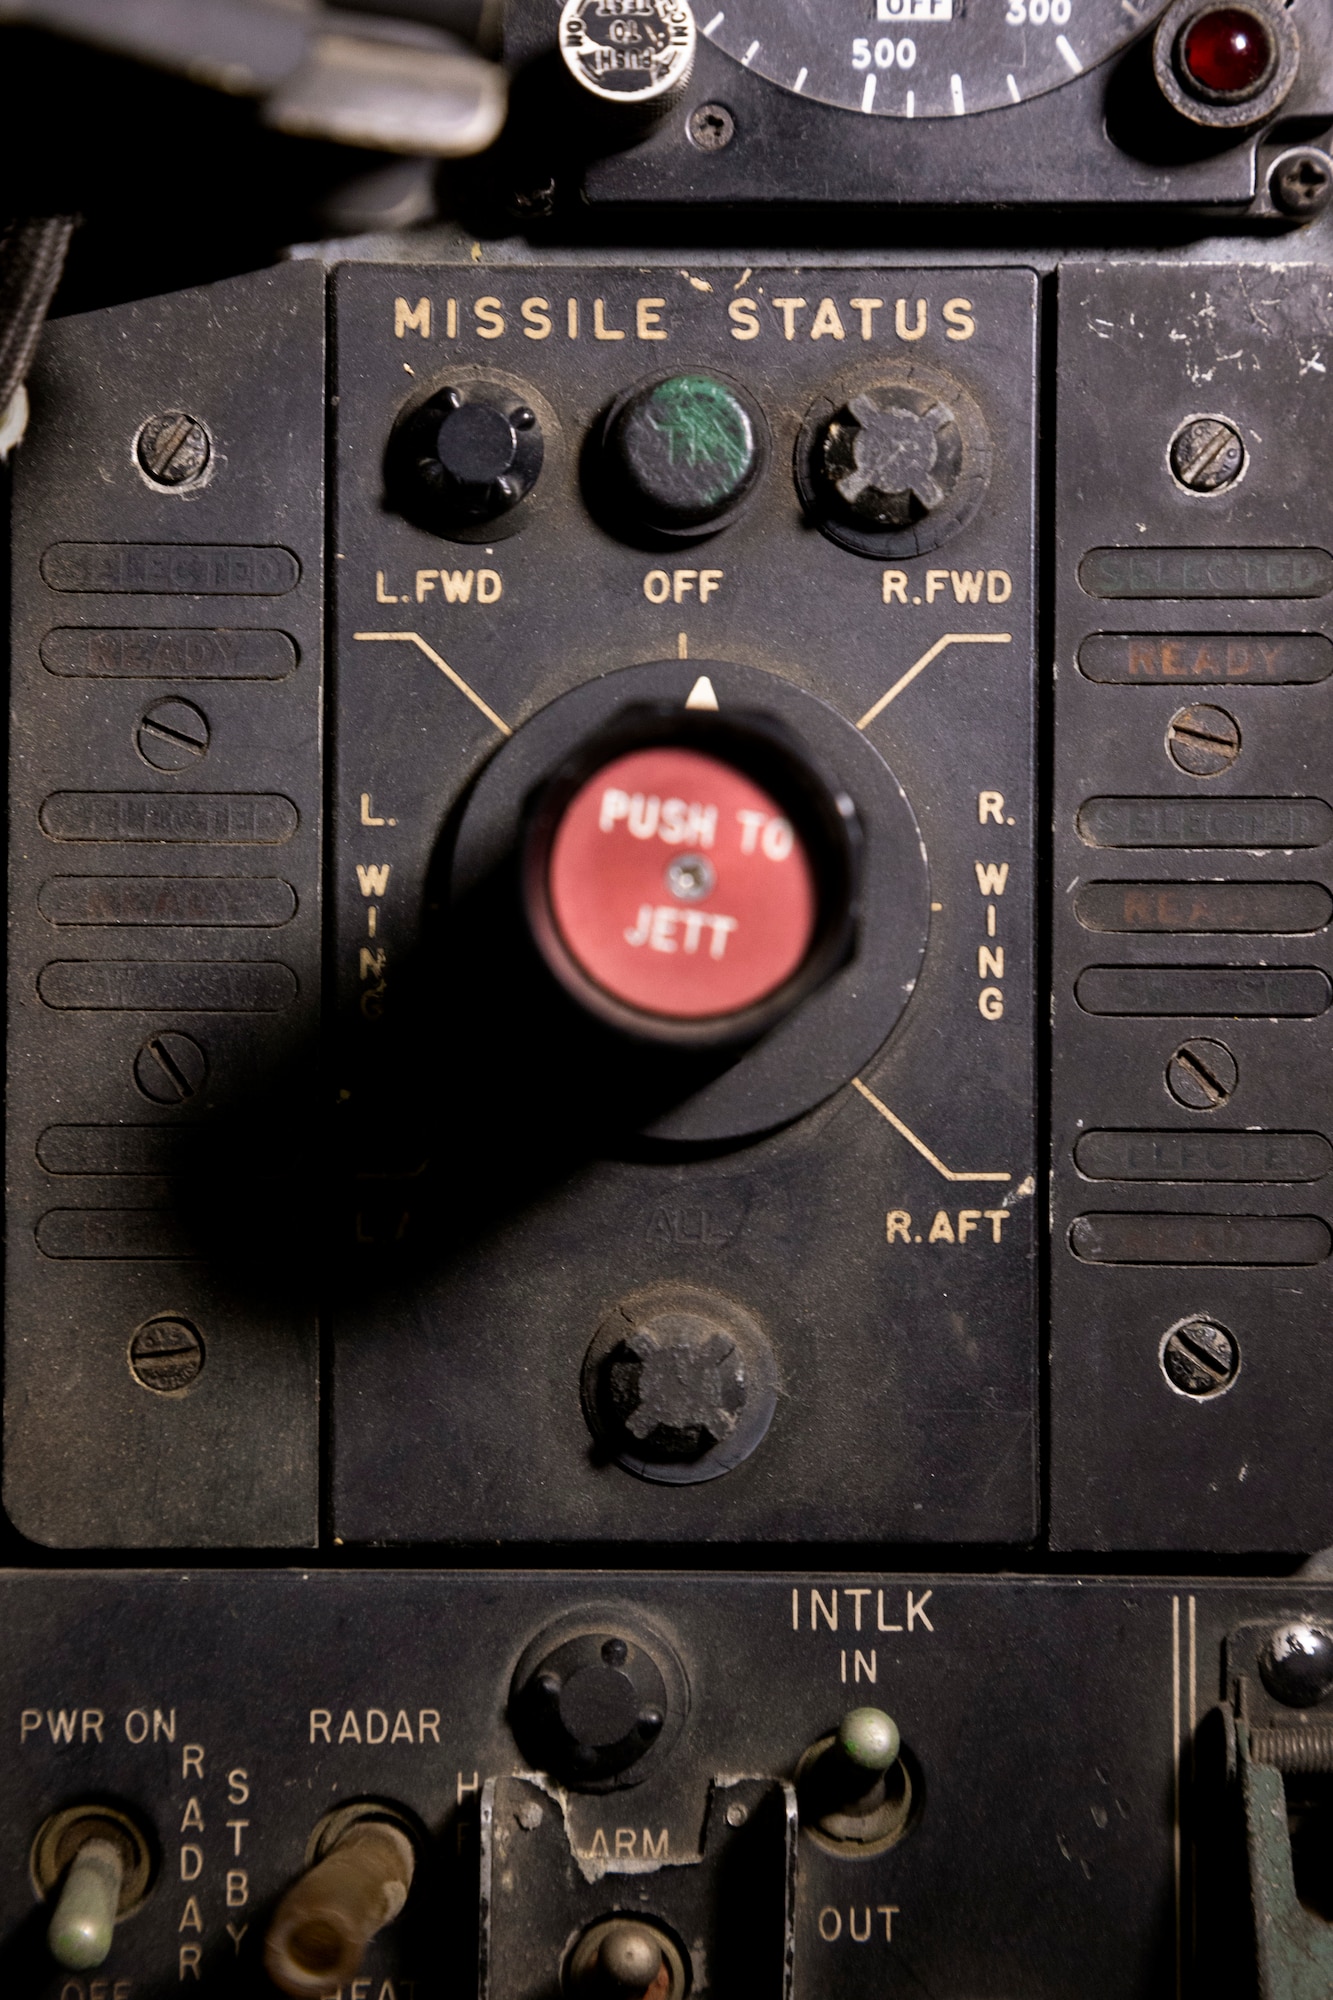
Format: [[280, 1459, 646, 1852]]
[[1259, 1621, 1333, 1707], [822, 389, 961, 530], [514, 1628, 675, 1786], [393, 383, 543, 532], [603, 1308, 746, 1464], [794, 369, 991, 560], [601, 372, 766, 536]]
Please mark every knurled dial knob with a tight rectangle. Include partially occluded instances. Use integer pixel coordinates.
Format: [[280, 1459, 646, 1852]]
[[823, 388, 962, 529]]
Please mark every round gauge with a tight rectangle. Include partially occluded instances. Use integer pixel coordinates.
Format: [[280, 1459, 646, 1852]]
[[701, 0, 1166, 118]]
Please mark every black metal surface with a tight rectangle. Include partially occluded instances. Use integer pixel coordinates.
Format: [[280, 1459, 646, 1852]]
[[0, 1568, 1319, 1997], [5, 263, 326, 1548], [500, 0, 1333, 213], [330, 262, 1038, 1547], [1051, 260, 1333, 1554]]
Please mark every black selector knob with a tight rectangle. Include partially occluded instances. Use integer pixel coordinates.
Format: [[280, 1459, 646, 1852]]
[[600, 372, 767, 537], [822, 388, 961, 530], [604, 1307, 747, 1464], [510, 1616, 687, 1789], [795, 367, 991, 559], [394, 382, 543, 532]]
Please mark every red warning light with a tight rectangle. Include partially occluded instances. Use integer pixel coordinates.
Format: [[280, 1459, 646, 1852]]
[[1180, 6, 1273, 96], [546, 745, 817, 1021]]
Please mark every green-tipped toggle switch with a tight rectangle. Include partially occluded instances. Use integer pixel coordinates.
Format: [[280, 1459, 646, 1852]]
[[48, 1837, 124, 1970], [837, 1706, 901, 1773]]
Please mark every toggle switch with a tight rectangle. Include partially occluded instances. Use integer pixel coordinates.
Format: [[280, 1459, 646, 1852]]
[[567, 1916, 686, 1999], [265, 1812, 415, 1998], [33, 1805, 154, 1973], [797, 1706, 914, 1852], [48, 1839, 123, 1971]]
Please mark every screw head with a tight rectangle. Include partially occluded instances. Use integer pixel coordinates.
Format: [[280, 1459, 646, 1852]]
[[129, 1317, 204, 1393], [688, 102, 735, 150], [665, 853, 715, 902], [136, 697, 210, 772], [1166, 1037, 1237, 1109], [1170, 416, 1246, 492], [824, 390, 962, 528], [133, 1032, 207, 1105], [1260, 1621, 1333, 1707], [1160, 1316, 1239, 1396], [1166, 702, 1241, 776], [136, 411, 210, 487], [1270, 148, 1333, 219]]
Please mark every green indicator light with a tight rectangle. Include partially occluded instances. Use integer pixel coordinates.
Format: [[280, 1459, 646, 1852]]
[[648, 374, 752, 496], [610, 372, 763, 532]]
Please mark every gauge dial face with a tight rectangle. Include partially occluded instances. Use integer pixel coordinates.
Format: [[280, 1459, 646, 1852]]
[[702, 0, 1164, 118]]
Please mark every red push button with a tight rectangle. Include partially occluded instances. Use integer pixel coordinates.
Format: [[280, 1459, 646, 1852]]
[[546, 746, 817, 1021]]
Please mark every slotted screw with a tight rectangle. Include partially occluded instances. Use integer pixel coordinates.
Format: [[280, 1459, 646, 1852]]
[[1161, 1317, 1238, 1396], [1167, 703, 1241, 776], [137, 412, 211, 487], [137, 698, 210, 772], [129, 1318, 204, 1393], [133, 1032, 207, 1105], [1166, 1037, 1237, 1109], [1170, 417, 1245, 492]]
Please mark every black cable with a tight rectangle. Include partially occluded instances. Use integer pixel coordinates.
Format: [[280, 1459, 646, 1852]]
[[0, 214, 76, 421]]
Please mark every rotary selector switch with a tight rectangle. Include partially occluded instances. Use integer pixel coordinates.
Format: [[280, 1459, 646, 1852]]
[[390, 379, 543, 537], [823, 390, 961, 530], [510, 1614, 689, 1789], [581, 1283, 780, 1484], [526, 713, 858, 1045], [796, 365, 991, 560]]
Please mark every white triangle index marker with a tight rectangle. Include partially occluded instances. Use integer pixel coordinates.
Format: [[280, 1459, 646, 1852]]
[[685, 675, 719, 711]]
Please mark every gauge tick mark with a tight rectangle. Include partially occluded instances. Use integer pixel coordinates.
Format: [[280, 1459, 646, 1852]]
[[742, 37, 760, 64], [1056, 33, 1082, 71], [704, 10, 723, 32]]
